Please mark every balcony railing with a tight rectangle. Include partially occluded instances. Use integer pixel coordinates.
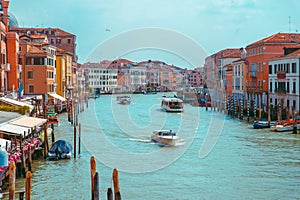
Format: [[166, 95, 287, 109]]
[[249, 71, 257, 78], [275, 88, 286, 94], [277, 71, 286, 79]]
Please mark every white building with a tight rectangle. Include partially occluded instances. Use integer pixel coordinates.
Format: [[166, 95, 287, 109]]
[[268, 49, 300, 115], [82, 62, 118, 93]]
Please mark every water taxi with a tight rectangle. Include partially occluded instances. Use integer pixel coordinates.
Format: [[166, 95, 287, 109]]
[[161, 96, 184, 112], [151, 130, 179, 146], [117, 96, 131, 105]]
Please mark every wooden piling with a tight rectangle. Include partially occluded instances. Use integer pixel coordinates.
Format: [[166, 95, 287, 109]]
[[107, 188, 113, 200], [93, 172, 99, 200], [74, 124, 77, 159], [51, 124, 55, 143], [25, 171, 32, 200], [78, 123, 81, 155], [9, 161, 16, 200], [90, 156, 96, 200], [43, 124, 49, 159], [28, 148, 32, 172], [113, 168, 121, 200], [21, 150, 26, 178]]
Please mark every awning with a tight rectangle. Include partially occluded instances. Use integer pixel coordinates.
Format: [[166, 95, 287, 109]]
[[48, 93, 66, 102], [0, 138, 11, 148], [0, 97, 34, 112], [0, 123, 31, 136], [9, 116, 47, 128]]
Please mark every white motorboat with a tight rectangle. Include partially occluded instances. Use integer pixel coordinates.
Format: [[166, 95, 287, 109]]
[[161, 96, 184, 112], [151, 130, 179, 146]]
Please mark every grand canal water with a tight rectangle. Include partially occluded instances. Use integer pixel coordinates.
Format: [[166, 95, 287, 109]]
[[9, 93, 300, 200]]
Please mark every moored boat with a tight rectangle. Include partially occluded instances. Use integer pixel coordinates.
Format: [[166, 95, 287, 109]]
[[253, 119, 275, 129], [270, 119, 300, 132], [48, 140, 73, 160]]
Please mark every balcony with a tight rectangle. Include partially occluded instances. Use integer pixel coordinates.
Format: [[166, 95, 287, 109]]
[[275, 88, 287, 94], [277, 71, 286, 79], [249, 71, 257, 78]]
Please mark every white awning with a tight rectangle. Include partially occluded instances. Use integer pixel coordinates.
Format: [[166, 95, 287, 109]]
[[48, 93, 66, 101], [9, 116, 47, 128], [0, 97, 34, 112], [0, 123, 31, 136], [0, 138, 11, 148]]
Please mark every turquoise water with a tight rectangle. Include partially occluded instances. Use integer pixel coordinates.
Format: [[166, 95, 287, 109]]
[[9, 93, 300, 200]]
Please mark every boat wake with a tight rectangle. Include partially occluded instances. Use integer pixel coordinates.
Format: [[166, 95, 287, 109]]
[[128, 138, 152, 143], [174, 139, 186, 146]]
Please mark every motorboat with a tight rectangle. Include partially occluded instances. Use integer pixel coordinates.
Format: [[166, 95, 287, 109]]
[[161, 96, 184, 112], [118, 96, 131, 105], [253, 119, 275, 129], [48, 140, 73, 159], [270, 119, 300, 132], [151, 130, 179, 146]]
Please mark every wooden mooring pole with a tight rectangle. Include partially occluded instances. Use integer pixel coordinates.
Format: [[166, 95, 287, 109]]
[[26, 171, 32, 200], [93, 172, 99, 200], [74, 124, 77, 158], [113, 168, 121, 200], [51, 124, 55, 143], [107, 188, 113, 200], [78, 123, 81, 155], [9, 161, 16, 200], [90, 156, 96, 200], [43, 124, 49, 158]]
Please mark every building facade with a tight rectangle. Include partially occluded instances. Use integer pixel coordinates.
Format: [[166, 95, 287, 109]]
[[269, 48, 300, 118]]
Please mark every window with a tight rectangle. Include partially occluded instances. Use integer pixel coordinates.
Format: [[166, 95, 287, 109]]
[[293, 82, 296, 93], [270, 82, 272, 92], [28, 71, 34, 79], [292, 63, 296, 73], [251, 63, 256, 72], [269, 65, 272, 74], [67, 38, 71, 44], [29, 85, 34, 94], [287, 82, 290, 93], [47, 71, 54, 79], [56, 39, 61, 44], [47, 84, 54, 92]]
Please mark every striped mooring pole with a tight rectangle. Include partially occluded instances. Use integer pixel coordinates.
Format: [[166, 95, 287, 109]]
[[234, 96, 237, 118], [240, 96, 244, 120], [247, 99, 250, 122], [253, 97, 257, 120]]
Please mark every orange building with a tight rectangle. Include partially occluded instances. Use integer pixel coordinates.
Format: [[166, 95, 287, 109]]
[[245, 33, 300, 115], [19, 35, 56, 95], [6, 32, 20, 91]]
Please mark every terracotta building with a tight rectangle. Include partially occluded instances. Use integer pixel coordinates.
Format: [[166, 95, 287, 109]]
[[204, 48, 241, 110], [245, 32, 300, 117], [10, 27, 77, 92], [19, 34, 56, 95]]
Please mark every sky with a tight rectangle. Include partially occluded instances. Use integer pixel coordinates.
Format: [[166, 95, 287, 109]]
[[9, 0, 300, 68]]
